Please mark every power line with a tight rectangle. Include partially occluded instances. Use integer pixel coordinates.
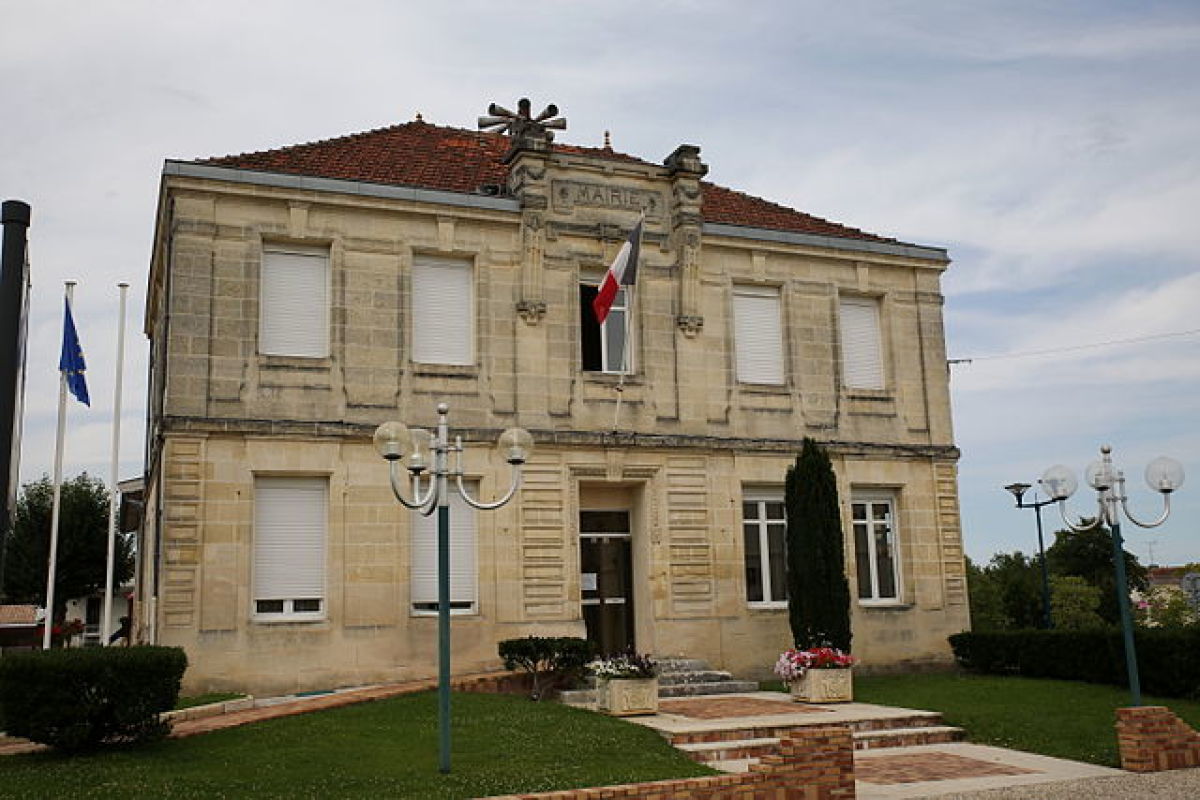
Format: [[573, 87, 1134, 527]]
[[948, 327, 1200, 366]]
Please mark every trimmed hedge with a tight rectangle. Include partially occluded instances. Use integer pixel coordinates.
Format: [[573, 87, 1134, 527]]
[[0, 645, 187, 752], [499, 636, 595, 700], [949, 628, 1200, 699]]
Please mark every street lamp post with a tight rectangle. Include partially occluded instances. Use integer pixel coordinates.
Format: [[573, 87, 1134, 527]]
[[1003, 483, 1056, 629], [1038, 445, 1185, 707], [373, 403, 532, 774]]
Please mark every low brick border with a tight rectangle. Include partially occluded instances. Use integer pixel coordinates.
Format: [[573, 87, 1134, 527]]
[[481, 724, 856, 800], [1116, 705, 1200, 772]]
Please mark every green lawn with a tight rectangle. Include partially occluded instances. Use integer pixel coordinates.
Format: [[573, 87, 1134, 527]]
[[0, 691, 713, 799], [855, 672, 1200, 767]]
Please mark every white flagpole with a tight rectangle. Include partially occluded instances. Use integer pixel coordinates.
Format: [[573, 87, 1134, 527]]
[[102, 282, 128, 645], [43, 280, 75, 649], [611, 212, 644, 431]]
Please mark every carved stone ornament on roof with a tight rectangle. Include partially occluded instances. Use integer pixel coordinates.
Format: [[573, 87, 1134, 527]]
[[478, 98, 567, 145]]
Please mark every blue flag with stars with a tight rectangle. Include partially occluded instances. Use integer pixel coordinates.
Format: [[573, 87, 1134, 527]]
[[60, 297, 89, 406]]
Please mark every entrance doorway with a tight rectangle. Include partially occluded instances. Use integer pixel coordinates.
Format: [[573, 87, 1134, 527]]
[[580, 510, 634, 655]]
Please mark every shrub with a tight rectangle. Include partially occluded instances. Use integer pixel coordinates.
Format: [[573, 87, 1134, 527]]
[[499, 636, 594, 700], [0, 645, 187, 752], [949, 628, 1200, 699]]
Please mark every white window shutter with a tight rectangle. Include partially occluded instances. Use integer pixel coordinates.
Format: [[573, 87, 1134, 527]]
[[254, 478, 327, 603], [260, 250, 329, 357], [840, 298, 884, 389], [411, 489, 477, 610], [733, 289, 785, 384], [412, 258, 473, 365]]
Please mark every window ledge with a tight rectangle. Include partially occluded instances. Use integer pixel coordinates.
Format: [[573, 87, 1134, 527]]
[[747, 602, 789, 612], [737, 381, 789, 394], [411, 363, 479, 379], [251, 614, 328, 625], [259, 355, 333, 371], [857, 601, 911, 610], [583, 371, 640, 384], [844, 388, 893, 401], [411, 608, 479, 618]]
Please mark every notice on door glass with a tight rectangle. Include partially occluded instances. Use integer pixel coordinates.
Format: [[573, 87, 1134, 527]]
[[581, 572, 598, 591]]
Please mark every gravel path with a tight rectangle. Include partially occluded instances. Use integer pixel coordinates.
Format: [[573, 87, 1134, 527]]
[[937, 767, 1200, 799]]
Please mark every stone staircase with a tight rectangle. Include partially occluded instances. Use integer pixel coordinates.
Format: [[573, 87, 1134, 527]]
[[558, 657, 759, 706], [667, 711, 966, 772]]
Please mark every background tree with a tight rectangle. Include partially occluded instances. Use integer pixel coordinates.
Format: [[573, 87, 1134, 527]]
[[964, 552, 1043, 630], [965, 557, 1006, 631], [785, 438, 852, 651], [2, 474, 132, 620], [1046, 524, 1147, 625], [1048, 576, 1104, 629]]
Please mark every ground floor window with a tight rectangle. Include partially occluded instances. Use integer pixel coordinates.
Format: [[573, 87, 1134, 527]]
[[852, 494, 901, 603], [743, 494, 788, 606], [253, 476, 327, 620], [411, 486, 478, 614]]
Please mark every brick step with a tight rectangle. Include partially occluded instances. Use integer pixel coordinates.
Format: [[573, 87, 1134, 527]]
[[854, 725, 965, 750], [675, 725, 966, 771], [667, 713, 949, 746]]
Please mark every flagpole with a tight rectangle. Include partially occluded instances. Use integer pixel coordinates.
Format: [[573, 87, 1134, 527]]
[[611, 211, 644, 431], [102, 282, 128, 645], [43, 281, 75, 649]]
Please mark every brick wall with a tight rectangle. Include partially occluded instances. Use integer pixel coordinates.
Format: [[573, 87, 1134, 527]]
[[481, 724, 855, 800], [1116, 705, 1200, 772]]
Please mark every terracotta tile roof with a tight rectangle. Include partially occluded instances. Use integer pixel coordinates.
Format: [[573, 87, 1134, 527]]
[[0, 605, 39, 626], [199, 120, 898, 245]]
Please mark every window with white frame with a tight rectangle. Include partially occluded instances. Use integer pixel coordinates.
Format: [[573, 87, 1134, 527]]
[[743, 493, 788, 605], [253, 477, 327, 619], [839, 297, 884, 390], [852, 493, 901, 603], [411, 486, 478, 614], [412, 257, 474, 365], [579, 282, 631, 373], [732, 286, 785, 385], [259, 248, 330, 358]]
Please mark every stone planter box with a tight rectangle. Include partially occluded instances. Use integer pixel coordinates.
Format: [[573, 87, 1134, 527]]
[[790, 669, 853, 703], [596, 677, 659, 716]]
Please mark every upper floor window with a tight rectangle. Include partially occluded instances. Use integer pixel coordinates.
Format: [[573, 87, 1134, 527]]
[[412, 257, 474, 366], [412, 485, 478, 614], [253, 476, 327, 620], [839, 297, 884, 389], [579, 282, 631, 373], [259, 247, 330, 358], [732, 286, 784, 385], [852, 493, 901, 603], [743, 493, 788, 606]]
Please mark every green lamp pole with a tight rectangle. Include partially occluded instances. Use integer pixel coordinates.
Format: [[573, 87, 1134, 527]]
[[374, 404, 532, 773], [1003, 483, 1056, 629], [1039, 445, 1185, 707]]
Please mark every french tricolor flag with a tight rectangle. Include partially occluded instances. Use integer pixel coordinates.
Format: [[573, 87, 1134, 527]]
[[592, 217, 643, 325]]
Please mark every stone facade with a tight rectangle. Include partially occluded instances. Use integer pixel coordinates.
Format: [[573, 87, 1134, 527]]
[[138, 116, 969, 694]]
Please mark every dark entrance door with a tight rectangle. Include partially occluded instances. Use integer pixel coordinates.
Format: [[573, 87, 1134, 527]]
[[580, 510, 633, 655]]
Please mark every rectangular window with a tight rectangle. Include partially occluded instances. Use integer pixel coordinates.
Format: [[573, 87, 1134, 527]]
[[411, 486, 478, 614], [733, 287, 784, 384], [839, 297, 884, 389], [259, 248, 330, 357], [853, 494, 901, 603], [253, 477, 327, 619], [743, 494, 788, 605], [412, 257, 474, 365], [579, 283, 631, 373]]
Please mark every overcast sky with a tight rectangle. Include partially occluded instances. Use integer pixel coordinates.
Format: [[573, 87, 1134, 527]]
[[3, 0, 1197, 567]]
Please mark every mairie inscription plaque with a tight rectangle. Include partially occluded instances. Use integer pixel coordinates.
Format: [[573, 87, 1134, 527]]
[[552, 179, 663, 218]]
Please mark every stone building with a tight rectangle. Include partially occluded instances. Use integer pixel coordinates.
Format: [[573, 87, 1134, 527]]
[[139, 102, 969, 694]]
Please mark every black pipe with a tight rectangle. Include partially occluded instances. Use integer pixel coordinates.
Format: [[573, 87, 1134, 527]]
[[0, 200, 32, 600]]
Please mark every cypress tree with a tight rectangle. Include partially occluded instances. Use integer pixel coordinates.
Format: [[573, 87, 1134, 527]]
[[785, 438, 852, 651]]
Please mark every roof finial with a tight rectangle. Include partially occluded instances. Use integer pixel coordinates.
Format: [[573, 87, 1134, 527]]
[[603, 130, 611, 150], [415, 111, 423, 122], [477, 98, 566, 143]]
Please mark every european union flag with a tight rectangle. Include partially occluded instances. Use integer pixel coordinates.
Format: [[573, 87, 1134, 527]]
[[60, 297, 89, 406]]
